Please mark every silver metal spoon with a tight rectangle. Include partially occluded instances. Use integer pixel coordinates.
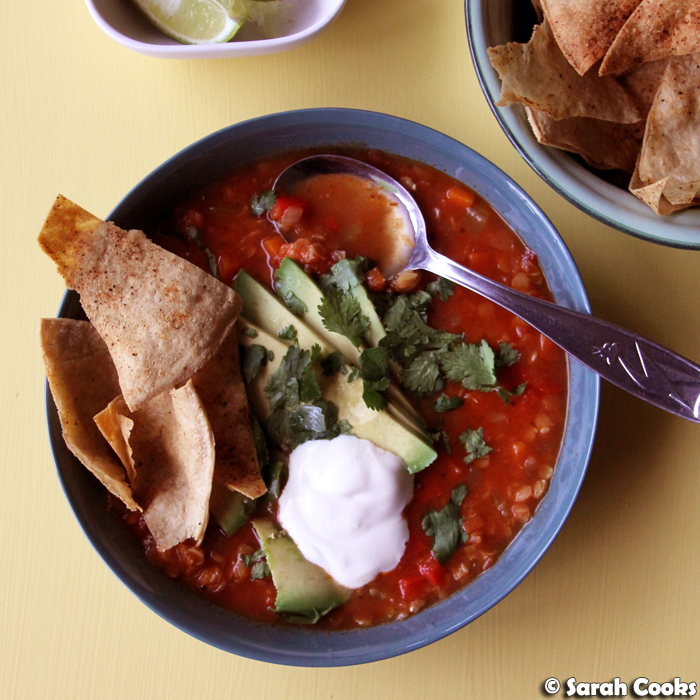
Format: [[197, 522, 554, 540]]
[[274, 154, 700, 423]]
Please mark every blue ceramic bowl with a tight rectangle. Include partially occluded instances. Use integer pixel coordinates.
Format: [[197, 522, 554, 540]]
[[47, 108, 599, 666], [465, 0, 700, 248]]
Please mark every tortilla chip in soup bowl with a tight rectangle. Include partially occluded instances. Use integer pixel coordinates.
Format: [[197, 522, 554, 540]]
[[465, 0, 700, 248], [46, 108, 598, 666]]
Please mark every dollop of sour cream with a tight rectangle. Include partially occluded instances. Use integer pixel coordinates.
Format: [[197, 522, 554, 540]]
[[277, 434, 414, 589]]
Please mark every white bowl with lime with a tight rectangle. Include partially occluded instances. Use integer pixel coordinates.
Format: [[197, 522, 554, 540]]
[[85, 0, 346, 58]]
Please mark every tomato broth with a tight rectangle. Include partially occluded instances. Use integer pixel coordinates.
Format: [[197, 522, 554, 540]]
[[121, 148, 568, 630]]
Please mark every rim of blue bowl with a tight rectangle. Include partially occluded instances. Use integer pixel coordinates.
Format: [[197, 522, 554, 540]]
[[46, 108, 599, 666], [464, 0, 700, 249]]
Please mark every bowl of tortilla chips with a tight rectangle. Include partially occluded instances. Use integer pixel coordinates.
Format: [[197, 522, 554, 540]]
[[465, 0, 700, 247]]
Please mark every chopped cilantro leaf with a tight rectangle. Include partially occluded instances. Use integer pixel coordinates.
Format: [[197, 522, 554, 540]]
[[241, 344, 268, 384], [320, 350, 347, 376], [262, 343, 346, 450], [274, 268, 308, 315], [407, 289, 433, 315], [318, 286, 370, 348], [338, 419, 353, 435], [432, 393, 464, 412], [362, 377, 390, 411], [278, 325, 298, 342], [319, 257, 370, 292], [357, 345, 392, 411], [279, 290, 307, 315], [426, 276, 455, 302], [359, 345, 390, 381], [347, 366, 361, 382], [250, 191, 276, 217], [382, 295, 460, 370], [242, 549, 265, 567], [264, 344, 321, 410], [496, 383, 527, 404], [460, 427, 492, 464], [441, 339, 497, 390], [496, 342, 520, 368], [251, 560, 272, 580], [266, 399, 342, 451], [241, 326, 258, 338], [184, 226, 219, 279], [242, 549, 271, 581], [422, 485, 469, 564], [402, 350, 444, 396]]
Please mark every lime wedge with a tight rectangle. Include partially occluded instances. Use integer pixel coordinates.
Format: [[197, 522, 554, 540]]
[[132, 0, 244, 44]]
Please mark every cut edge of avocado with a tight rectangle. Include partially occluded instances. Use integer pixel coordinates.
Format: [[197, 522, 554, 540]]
[[209, 483, 256, 536], [252, 519, 351, 623]]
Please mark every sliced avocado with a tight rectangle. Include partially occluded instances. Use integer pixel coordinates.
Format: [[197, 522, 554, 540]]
[[275, 257, 362, 364], [252, 519, 350, 622], [238, 317, 437, 473], [321, 365, 437, 473], [235, 270, 336, 357], [237, 317, 285, 421], [348, 282, 426, 430], [209, 483, 256, 536], [271, 259, 429, 440], [349, 281, 385, 348]]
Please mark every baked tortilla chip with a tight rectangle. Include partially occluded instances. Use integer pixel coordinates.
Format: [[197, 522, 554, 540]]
[[634, 53, 700, 209], [38, 195, 242, 412], [488, 21, 641, 123], [619, 58, 671, 119], [192, 329, 266, 499], [98, 382, 216, 550], [600, 0, 700, 76], [629, 167, 697, 214], [540, 0, 642, 76], [526, 108, 644, 173], [94, 398, 136, 486], [40, 318, 140, 511]]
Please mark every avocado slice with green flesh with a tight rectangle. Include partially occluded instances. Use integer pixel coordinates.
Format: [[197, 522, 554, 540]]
[[252, 519, 351, 622], [346, 280, 426, 428], [235, 270, 336, 358], [320, 359, 438, 473], [209, 483, 256, 536], [238, 264, 428, 441], [274, 257, 361, 363], [237, 317, 437, 473]]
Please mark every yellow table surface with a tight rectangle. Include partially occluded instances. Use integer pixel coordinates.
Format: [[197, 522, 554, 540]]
[[3, 1, 699, 697]]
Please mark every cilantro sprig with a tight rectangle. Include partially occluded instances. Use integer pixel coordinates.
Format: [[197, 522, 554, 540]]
[[241, 344, 269, 384], [250, 191, 276, 217], [422, 484, 469, 564], [460, 427, 492, 464], [318, 287, 370, 349], [380, 286, 525, 403], [358, 345, 392, 411], [262, 342, 347, 451]]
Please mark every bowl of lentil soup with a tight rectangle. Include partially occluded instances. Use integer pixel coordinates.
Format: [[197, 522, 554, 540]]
[[47, 108, 599, 666]]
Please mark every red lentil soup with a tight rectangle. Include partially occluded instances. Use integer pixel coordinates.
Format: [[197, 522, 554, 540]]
[[117, 148, 568, 630]]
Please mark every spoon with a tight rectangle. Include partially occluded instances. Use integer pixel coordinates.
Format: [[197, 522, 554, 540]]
[[274, 154, 700, 424]]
